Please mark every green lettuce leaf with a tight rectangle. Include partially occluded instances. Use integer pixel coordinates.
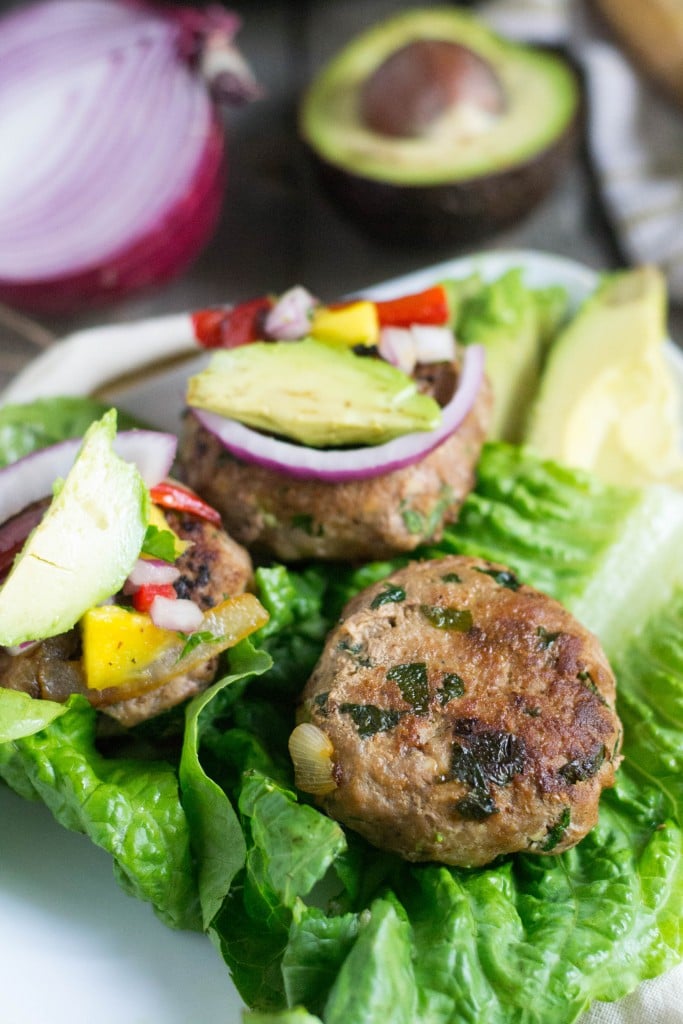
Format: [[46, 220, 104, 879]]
[[431, 443, 683, 656], [0, 396, 145, 466], [202, 443, 683, 1024], [0, 643, 270, 931], [0, 693, 200, 928], [180, 640, 272, 929]]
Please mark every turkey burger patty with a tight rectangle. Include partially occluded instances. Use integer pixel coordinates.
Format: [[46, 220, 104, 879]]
[[293, 555, 622, 867], [0, 505, 254, 727], [179, 362, 492, 562]]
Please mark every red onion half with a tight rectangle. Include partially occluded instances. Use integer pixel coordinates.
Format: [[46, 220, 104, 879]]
[[191, 344, 486, 482], [0, 429, 177, 527], [0, 0, 259, 314]]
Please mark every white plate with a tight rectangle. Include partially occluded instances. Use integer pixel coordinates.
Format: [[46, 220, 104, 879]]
[[1, 250, 682, 1024]]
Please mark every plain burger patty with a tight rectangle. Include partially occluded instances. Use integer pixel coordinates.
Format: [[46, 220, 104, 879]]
[[0, 507, 253, 727], [296, 554, 622, 867], [178, 361, 492, 562]]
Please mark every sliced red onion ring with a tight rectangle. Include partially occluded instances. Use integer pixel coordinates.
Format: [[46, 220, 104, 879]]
[[150, 595, 204, 633], [191, 343, 485, 482], [0, 430, 177, 527]]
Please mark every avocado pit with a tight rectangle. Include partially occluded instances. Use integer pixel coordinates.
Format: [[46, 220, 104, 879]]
[[360, 38, 505, 138]]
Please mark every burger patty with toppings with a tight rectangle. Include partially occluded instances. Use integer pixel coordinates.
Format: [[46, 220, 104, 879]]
[[179, 360, 492, 562], [0, 492, 255, 727]]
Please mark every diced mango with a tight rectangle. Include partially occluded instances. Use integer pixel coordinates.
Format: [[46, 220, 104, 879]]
[[310, 300, 379, 347], [82, 605, 176, 690]]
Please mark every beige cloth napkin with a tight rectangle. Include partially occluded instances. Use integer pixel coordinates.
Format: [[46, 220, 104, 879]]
[[471, 7, 683, 1022], [482, 0, 683, 305]]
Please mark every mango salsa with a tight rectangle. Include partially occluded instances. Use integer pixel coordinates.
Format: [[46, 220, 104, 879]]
[[310, 300, 379, 347], [82, 605, 176, 690]]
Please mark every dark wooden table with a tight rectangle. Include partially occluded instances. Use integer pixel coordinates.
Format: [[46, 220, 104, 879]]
[[0, 0, 675, 393]]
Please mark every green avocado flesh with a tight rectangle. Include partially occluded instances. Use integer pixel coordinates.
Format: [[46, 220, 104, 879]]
[[300, 8, 579, 186], [186, 339, 442, 447], [0, 411, 149, 646]]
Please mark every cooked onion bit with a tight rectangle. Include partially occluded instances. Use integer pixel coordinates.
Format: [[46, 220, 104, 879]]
[[288, 722, 337, 795]]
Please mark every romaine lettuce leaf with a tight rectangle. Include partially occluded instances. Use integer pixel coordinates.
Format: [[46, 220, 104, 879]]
[[0, 396, 145, 466], [180, 640, 273, 929], [202, 443, 683, 1023], [0, 643, 271, 930], [0, 693, 201, 929], [433, 443, 683, 656]]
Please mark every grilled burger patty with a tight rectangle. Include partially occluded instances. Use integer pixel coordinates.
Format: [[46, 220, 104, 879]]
[[0, 509, 253, 727], [178, 362, 492, 562], [297, 555, 622, 867]]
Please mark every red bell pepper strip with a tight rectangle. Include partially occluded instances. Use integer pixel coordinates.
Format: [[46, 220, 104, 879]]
[[132, 583, 178, 613], [374, 285, 450, 328], [192, 296, 273, 349], [149, 482, 222, 526]]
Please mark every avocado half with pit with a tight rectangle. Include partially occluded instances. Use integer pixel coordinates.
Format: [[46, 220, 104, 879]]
[[299, 8, 581, 244]]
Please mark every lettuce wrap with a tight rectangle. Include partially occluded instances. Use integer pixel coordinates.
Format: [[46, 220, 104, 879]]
[[0, 275, 682, 1024]]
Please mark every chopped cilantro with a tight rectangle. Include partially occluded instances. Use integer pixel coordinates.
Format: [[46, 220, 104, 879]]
[[177, 630, 223, 662], [537, 626, 562, 648], [370, 582, 406, 609], [290, 513, 323, 537], [558, 745, 607, 784], [454, 792, 498, 820], [435, 673, 465, 703], [337, 639, 373, 667], [475, 566, 521, 591], [339, 703, 403, 738], [400, 502, 425, 535], [387, 662, 429, 714], [541, 806, 571, 851], [141, 525, 178, 563], [577, 670, 608, 705], [420, 605, 473, 631]]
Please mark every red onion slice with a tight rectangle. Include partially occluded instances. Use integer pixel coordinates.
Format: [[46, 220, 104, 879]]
[[124, 558, 181, 592], [191, 344, 485, 482], [264, 286, 317, 340], [378, 326, 418, 375], [0, 430, 177, 527], [149, 595, 204, 633], [0, 501, 48, 582], [0, 0, 254, 314]]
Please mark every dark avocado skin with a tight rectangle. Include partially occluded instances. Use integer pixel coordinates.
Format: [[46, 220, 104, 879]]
[[300, 8, 582, 246], [309, 117, 579, 246]]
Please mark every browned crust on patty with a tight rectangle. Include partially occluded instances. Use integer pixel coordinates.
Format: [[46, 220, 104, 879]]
[[299, 555, 622, 867]]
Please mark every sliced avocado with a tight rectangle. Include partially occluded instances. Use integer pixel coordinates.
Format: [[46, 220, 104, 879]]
[[524, 267, 683, 487], [0, 410, 149, 646], [299, 9, 579, 244], [186, 338, 441, 448]]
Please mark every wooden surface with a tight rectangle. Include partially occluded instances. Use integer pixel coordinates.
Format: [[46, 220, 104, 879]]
[[0, 0, 674, 393]]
